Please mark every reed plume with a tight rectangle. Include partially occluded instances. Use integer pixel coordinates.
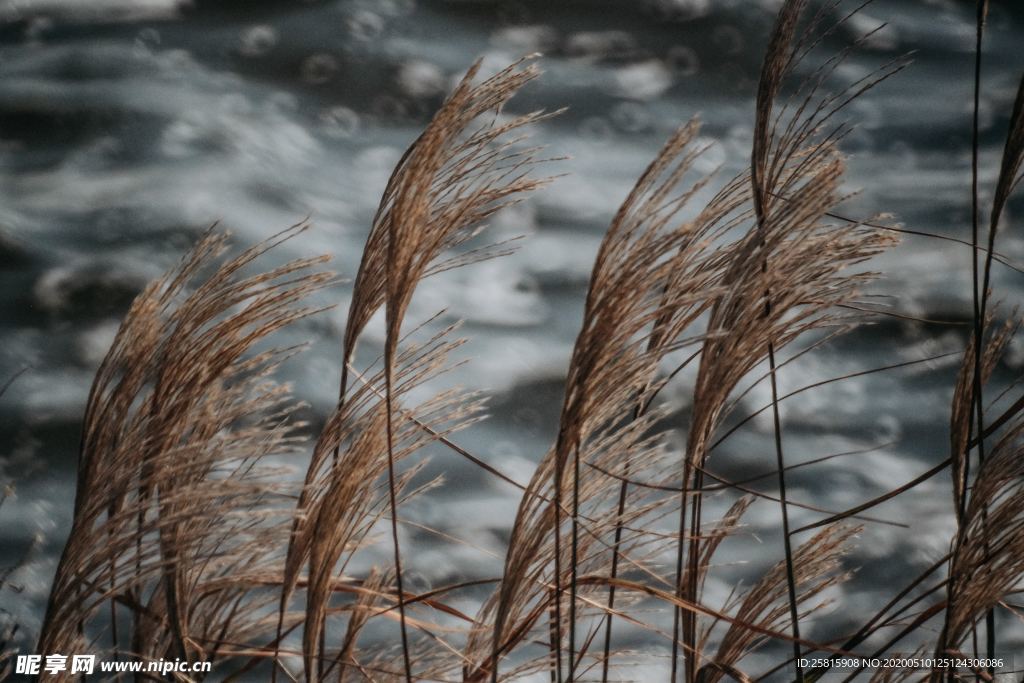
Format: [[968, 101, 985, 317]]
[[339, 55, 555, 395], [279, 56, 556, 683], [672, 1, 902, 678], [933, 69, 1024, 679], [950, 315, 1017, 520], [794, 63, 1024, 683], [281, 324, 485, 682], [699, 524, 857, 683], [935, 410, 1024, 666], [37, 224, 331, 677], [465, 119, 752, 683]]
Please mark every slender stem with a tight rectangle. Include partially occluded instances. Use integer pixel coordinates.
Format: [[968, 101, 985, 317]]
[[684, 465, 705, 683], [384, 359, 413, 683], [549, 594, 560, 683], [600, 462, 631, 683], [569, 443, 581, 682], [671, 458, 691, 683], [935, 7, 992, 670], [967, 1, 996, 674], [966, 0, 985, 530], [793, 458, 950, 534], [768, 341, 803, 680], [600, 392, 655, 681], [276, 358, 355, 682], [553, 453, 565, 683], [753, 135, 803, 683]]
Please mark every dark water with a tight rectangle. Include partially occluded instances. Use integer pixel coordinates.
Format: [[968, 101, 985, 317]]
[[2, 0, 1024, 677]]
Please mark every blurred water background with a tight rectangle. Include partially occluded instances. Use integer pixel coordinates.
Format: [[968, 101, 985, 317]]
[[2, 0, 1024, 677]]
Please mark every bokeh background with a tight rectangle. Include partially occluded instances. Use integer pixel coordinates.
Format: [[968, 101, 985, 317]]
[[3, 0, 1024, 676]]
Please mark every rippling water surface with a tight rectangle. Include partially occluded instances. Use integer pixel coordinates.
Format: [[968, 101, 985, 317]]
[[3, 0, 1024, 676]]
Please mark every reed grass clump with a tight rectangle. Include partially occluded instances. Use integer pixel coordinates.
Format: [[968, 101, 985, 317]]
[[12, 1, 1024, 681]]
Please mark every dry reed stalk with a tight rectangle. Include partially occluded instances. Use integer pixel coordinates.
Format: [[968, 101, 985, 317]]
[[934, 412, 1024, 669], [836, 75, 1024, 668], [359, 61, 552, 683], [464, 119, 754, 682], [749, 2, 815, 674], [950, 315, 1017, 520], [36, 224, 332, 678], [964, 3, 992, 666], [967, 70, 1024, 531], [587, 129, 753, 683], [0, 521, 33, 681], [671, 1, 903, 677], [331, 567, 389, 681], [281, 324, 485, 682], [464, 409, 679, 682], [339, 55, 556, 397], [274, 57, 556, 683], [941, 24, 1024, 668]]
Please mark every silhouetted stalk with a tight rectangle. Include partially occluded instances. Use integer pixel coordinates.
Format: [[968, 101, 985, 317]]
[[964, 1, 994, 675], [568, 442, 580, 682], [383, 358, 413, 683], [767, 344, 802, 681], [548, 597, 559, 683], [671, 455, 693, 683], [794, 458, 950, 534], [686, 466, 706, 683], [752, 85, 804, 683], [750, 1, 807, 676], [601, 377, 663, 680], [600, 456, 632, 683], [553, 457, 565, 683]]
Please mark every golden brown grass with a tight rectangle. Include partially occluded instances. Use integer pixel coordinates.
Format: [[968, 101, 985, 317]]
[[20, 1, 1024, 682], [37, 224, 332, 670]]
